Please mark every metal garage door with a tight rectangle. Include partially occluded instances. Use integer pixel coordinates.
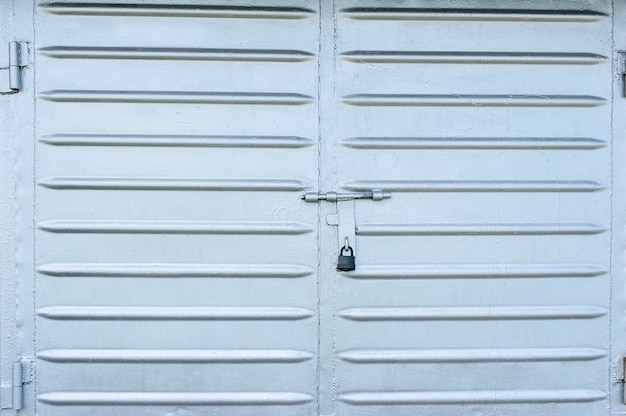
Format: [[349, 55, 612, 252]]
[[23, 0, 615, 415]]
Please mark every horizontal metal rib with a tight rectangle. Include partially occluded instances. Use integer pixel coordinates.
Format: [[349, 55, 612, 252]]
[[40, 90, 313, 105], [38, 392, 314, 406], [343, 94, 606, 107], [38, 220, 313, 235], [342, 137, 606, 150], [339, 390, 606, 405], [344, 180, 605, 192], [347, 264, 607, 279], [40, 134, 314, 148], [39, 47, 314, 62], [339, 306, 608, 321], [339, 347, 607, 363], [357, 222, 605, 236], [41, 3, 315, 19], [39, 177, 310, 191], [37, 263, 314, 278], [38, 349, 314, 363], [37, 306, 313, 321], [341, 51, 606, 65], [341, 8, 607, 22]]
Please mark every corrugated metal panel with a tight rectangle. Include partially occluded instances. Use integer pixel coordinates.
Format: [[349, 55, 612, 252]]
[[34, 2, 319, 416], [330, 1, 612, 415]]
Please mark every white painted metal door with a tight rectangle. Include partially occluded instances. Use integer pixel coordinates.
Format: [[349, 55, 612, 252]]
[[34, 2, 320, 416], [322, 2, 613, 416], [27, 1, 615, 416]]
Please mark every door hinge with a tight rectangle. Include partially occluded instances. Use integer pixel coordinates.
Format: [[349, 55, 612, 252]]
[[1, 359, 32, 410], [617, 51, 626, 97], [621, 355, 626, 405], [1, 41, 29, 95]]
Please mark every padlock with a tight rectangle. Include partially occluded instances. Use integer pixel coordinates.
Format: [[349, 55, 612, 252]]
[[337, 246, 355, 271]]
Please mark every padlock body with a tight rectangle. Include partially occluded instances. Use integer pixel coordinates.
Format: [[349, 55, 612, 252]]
[[337, 255, 355, 271]]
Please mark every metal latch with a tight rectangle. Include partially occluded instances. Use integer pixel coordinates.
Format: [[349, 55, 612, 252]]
[[303, 189, 391, 271], [302, 189, 391, 202]]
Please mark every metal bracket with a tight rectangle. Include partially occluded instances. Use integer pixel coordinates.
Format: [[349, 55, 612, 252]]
[[623, 356, 626, 405], [325, 203, 357, 254], [2, 41, 29, 94], [619, 51, 626, 97], [336, 200, 356, 257], [1, 359, 32, 410]]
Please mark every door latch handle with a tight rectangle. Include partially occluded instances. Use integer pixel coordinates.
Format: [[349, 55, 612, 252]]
[[302, 189, 391, 202]]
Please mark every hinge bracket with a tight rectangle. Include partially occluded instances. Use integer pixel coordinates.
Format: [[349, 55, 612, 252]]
[[1, 359, 32, 410], [622, 355, 626, 405], [2, 41, 29, 94], [619, 51, 626, 97]]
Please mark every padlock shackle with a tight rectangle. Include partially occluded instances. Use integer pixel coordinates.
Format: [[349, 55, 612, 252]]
[[340, 246, 354, 256]]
